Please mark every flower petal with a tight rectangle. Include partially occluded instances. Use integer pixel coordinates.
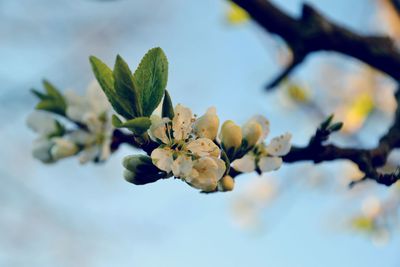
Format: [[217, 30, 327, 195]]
[[193, 107, 219, 140], [50, 138, 79, 160], [32, 138, 54, 163], [248, 115, 270, 142], [79, 146, 99, 164], [86, 80, 110, 115], [186, 157, 225, 192], [151, 147, 174, 173], [148, 115, 170, 144], [266, 132, 292, 156], [187, 138, 220, 157], [171, 154, 193, 178], [231, 154, 256, 173], [258, 156, 282, 172], [26, 112, 57, 135], [172, 104, 193, 141]]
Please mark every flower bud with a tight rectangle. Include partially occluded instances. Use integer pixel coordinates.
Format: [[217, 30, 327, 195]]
[[242, 121, 262, 147], [218, 175, 235, 192], [194, 107, 219, 140], [220, 120, 242, 150], [122, 155, 165, 185], [50, 138, 78, 160], [32, 138, 55, 163]]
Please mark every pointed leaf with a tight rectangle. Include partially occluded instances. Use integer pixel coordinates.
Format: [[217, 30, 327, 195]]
[[113, 55, 142, 117], [89, 56, 132, 119], [162, 90, 174, 119], [115, 117, 151, 135], [36, 100, 65, 115], [111, 114, 123, 128], [133, 47, 168, 116]]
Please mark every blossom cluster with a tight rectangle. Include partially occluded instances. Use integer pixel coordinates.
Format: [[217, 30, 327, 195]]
[[121, 103, 292, 192], [27, 81, 114, 164], [28, 48, 292, 193]]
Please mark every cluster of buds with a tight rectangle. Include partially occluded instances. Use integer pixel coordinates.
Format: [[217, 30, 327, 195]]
[[27, 81, 114, 164]]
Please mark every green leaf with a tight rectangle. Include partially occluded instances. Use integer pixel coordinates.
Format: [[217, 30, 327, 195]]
[[36, 100, 65, 116], [31, 88, 49, 100], [43, 80, 64, 101], [113, 55, 142, 117], [111, 114, 123, 128], [162, 90, 174, 119], [133, 47, 168, 116], [114, 116, 151, 135], [89, 56, 132, 119]]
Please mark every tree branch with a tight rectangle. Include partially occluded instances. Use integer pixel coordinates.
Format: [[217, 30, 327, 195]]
[[232, 0, 400, 88]]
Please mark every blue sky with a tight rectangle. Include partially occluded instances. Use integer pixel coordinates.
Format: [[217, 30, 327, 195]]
[[0, 0, 399, 266]]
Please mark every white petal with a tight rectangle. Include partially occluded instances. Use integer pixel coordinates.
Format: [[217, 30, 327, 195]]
[[151, 147, 174, 173], [258, 156, 282, 172], [193, 106, 219, 140], [148, 115, 170, 144], [83, 112, 102, 133], [27, 112, 57, 135], [171, 154, 193, 178], [67, 130, 94, 145], [248, 115, 270, 142], [50, 138, 79, 160], [64, 90, 88, 122], [32, 138, 54, 163], [266, 132, 292, 156], [99, 138, 111, 161], [187, 138, 220, 157], [86, 80, 110, 114], [79, 146, 99, 164], [186, 157, 225, 192], [172, 104, 193, 140], [231, 154, 256, 173]]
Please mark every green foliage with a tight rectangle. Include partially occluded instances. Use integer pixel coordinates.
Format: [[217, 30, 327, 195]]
[[113, 55, 142, 117], [133, 47, 169, 116], [112, 115, 151, 135], [90, 47, 169, 120], [31, 80, 67, 116], [162, 90, 174, 119], [89, 56, 133, 119]]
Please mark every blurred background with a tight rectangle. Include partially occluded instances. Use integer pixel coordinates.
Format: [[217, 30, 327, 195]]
[[1, 0, 400, 266]]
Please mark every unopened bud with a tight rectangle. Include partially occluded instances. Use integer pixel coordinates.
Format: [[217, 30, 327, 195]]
[[50, 138, 78, 160], [220, 120, 242, 150], [242, 121, 262, 147], [122, 155, 164, 185], [218, 175, 235, 192]]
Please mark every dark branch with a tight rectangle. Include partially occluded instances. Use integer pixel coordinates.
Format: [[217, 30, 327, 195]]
[[232, 0, 400, 88], [110, 129, 158, 155], [282, 90, 400, 186]]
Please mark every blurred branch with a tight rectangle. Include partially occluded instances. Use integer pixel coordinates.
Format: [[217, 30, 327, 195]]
[[232, 0, 400, 89], [390, 0, 400, 16], [110, 129, 158, 155], [230, 0, 400, 185], [283, 89, 400, 186]]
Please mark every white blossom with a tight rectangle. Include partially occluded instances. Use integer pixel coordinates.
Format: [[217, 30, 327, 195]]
[[149, 104, 226, 191], [266, 132, 292, 156], [186, 157, 226, 192], [231, 120, 291, 174], [193, 107, 219, 140]]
